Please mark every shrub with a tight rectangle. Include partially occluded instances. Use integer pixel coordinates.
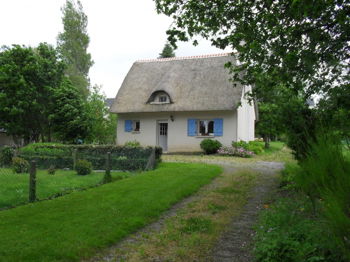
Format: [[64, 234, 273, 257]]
[[47, 165, 56, 175], [12, 157, 29, 173], [234, 147, 254, 158], [0, 146, 14, 166], [75, 159, 92, 175], [200, 139, 222, 154], [217, 146, 235, 156], [232, 140, 249, 150], [124, 140, 141, 148], [247, 141, 264, 154]]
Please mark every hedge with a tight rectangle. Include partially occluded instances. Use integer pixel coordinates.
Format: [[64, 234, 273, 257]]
[[18, 143, 162, 171]]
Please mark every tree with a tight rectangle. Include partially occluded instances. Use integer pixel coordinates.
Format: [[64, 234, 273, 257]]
[[0, 44, 65, 144], [51, 79, 89, 143], [159, 42, 175, 58], [84, 85, 117, 144], [57, 0, 93, 98], [154, 0, 349, 98]]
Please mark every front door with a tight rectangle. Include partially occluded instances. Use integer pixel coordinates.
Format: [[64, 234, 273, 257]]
[[157, 121, 168, 152]]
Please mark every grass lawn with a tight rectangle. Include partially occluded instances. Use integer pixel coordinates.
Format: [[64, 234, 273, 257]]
[[0, 162, 222, 262], [0, 169, 131, 209]]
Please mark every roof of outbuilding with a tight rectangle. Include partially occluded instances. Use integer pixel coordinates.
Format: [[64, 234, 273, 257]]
[[110, 53, 244, 113]]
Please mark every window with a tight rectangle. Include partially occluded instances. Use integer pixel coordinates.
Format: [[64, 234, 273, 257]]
[[187, 118, 223, 137], [133, 120, 140, 132], [159, 95, 167, 102], [198, 120, 214, 136]]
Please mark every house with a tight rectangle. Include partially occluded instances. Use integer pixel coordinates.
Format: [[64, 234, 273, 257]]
[[110, 53, 256, 152]]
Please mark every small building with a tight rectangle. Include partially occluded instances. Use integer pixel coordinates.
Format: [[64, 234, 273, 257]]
[[110, 53, 256, 152]]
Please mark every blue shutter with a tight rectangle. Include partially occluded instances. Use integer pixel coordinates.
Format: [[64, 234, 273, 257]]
[[187, 119, 197, 136], [214, 118, 223, 136], [125, 120, 132, 132]]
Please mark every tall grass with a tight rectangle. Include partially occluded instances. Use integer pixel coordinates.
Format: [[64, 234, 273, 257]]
[[295, 134, 350, 258]]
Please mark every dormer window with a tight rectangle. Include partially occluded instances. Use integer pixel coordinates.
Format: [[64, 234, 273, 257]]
[[147, 90, 172, 105], [159, 95, 167, 103]]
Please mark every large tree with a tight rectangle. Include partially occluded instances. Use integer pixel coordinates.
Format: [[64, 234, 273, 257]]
[[0, 44, 65, 144], [154, 0, 349, 98], [51, 79, 89, 143], [57, 0, 93, 98]]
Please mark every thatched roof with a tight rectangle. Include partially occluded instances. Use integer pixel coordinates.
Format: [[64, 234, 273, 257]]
[[110, 53, 244, 113]]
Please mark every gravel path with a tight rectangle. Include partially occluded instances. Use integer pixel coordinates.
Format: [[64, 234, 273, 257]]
[[85, 160, 284, 262], [210, 161, 284, 262]]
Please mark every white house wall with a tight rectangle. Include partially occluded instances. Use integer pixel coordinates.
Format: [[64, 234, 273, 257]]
[[117, 111, 238, 152], [237, 86, 256, 142]]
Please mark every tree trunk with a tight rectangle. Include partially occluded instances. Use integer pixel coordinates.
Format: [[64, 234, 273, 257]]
[[264, 135, 270, 149]]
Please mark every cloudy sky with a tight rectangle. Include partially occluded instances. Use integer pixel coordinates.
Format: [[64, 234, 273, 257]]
[[0, 0, 227, 98]]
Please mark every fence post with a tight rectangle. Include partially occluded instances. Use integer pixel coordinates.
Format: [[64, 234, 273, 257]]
[[29, 160, 36, 203], [72, 148, 77, 170], [103, 152, 112, 184], [145, 148, 156, 171]]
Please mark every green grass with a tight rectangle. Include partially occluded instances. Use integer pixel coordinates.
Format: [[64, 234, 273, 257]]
[[0, 169, 130, 209], [0, 162, 222, 262]]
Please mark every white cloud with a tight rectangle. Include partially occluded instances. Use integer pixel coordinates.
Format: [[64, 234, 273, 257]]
[[0, 0, 228, 97]]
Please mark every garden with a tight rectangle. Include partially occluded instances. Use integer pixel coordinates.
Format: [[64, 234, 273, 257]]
[[0, 143, 162, 210]]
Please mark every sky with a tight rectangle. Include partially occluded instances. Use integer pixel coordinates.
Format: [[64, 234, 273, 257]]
[[0, 0, 228, 98]]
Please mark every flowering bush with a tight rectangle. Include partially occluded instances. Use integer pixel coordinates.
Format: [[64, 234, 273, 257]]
[[217, 146, 254, 158], [235, 147, 254, 158]]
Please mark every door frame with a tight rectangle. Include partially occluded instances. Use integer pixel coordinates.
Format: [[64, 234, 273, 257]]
[[156, 120, 168, 152]]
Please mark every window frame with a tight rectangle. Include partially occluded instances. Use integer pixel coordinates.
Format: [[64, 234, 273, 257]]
[[132, 120, 140, 133], [197, 119, 215, 137]]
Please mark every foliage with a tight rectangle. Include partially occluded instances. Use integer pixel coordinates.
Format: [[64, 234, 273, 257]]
[[295, 134, 350, 255], [200, 139, 222, 154], [254, 196, 346, 262], [19, 142, 69, 156], [0, 163, 221, 261], [0, 146, 15, 166], [232, 141, 263, 155], [84, 85, 117, 144], [154, 0, 349, 98], [75, 159, 92, 175], [51, 79, 90, 143], [12, 157, 29, 174], [57, 0, 93, 98], [0, 43, 66, 143], [124, 140, 141, 148], [47, 166, 56, 175], [217, 146, 254, 158], [159, 42, 175, 58]]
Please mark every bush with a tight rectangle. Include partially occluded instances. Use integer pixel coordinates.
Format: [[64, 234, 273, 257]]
[[47, 165, 56, 175], [232, 140, 249, 150], [75, 159, 92, 175], [124, 140, 141, 148], [12, 157, 29, 173], [200, 139, 222, 154], [247, 141, 264, 154], [0, 146, 14, 166]]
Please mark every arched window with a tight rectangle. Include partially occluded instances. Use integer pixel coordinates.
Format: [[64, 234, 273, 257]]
[[147, 90, 172, 104]]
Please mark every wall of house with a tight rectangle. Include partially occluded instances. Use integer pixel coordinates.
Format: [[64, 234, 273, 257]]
[[0, 132, 15, 146], [237, 86, 256, 142], [116, 111, 238, 152]]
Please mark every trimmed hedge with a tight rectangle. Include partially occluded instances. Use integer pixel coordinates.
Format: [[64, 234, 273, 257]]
[[18, 143, 162, 171]]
